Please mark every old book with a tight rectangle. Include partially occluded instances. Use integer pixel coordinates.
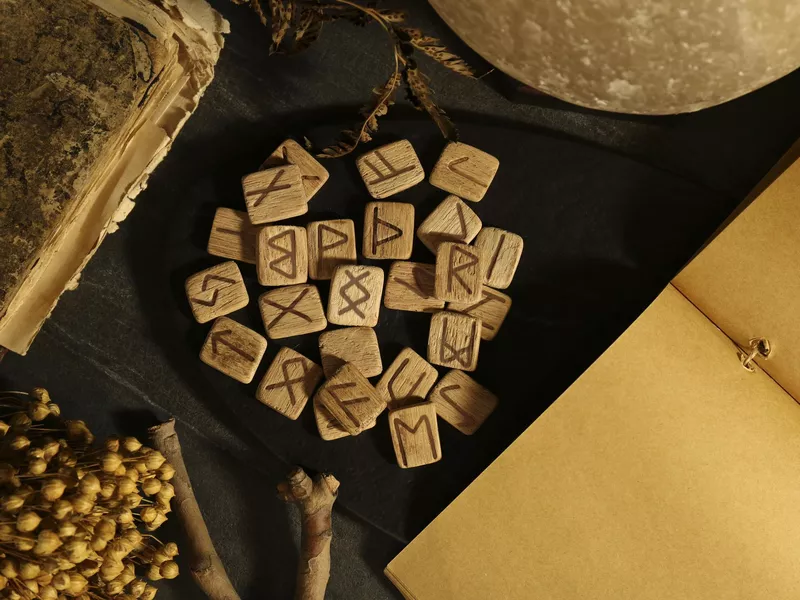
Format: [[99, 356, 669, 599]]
[[386, 144, 800, 598], [0, 0, 227, 355]]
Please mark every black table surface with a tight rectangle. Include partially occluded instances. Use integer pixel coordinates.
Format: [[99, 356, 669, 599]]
[[4, 0, 800, 598]]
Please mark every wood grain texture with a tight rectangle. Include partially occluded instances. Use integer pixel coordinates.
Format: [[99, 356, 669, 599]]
[[356, 140, 425, 199], [200, 317, 267, 384], [242, 164, 306, 224], [376, 347, 439, 410], [207, 208, 258, 264], [388, 402, 442, 469], [256, 347, 323, 420], [315, 363, 385, 435], [261, 139, 329, 201], [257, 225, 308, 286], [473, 227, 523, 289], [447, 286, 512, 341], [185, 261, 249, 324], [314, 397, 352, 441], [319, 327, 383, 378], [384, 262, 445, 313], [363, 202, 415, 260], [435, 242, 483, 303], [429, 142, 499, 202], [429, 369, 498, 435], [327, 265, 384, 327], [417, 195, 482, 254], [428, 311, 481, 372], [258, 284, 327, 339], [307, 219, 357, 280]]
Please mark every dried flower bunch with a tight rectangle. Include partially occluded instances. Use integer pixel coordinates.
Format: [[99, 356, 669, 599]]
[[0, 389, 178, 600], [232, 0, 477, 157]]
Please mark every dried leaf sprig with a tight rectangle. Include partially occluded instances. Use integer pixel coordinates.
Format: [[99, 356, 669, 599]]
[[0, 389, 179, 600], [233, 0, 477, 157]]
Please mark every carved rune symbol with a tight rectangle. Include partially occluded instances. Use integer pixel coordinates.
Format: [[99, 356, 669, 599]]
[[264, 357, 312, 406], [263, 287, 312, 327], [440, 317, 477, 367], [393, 265, 435, 299], [246, 169, 292, 206], [394, 415, 438, 467], [430, 202, 468, 245], [371, 205, 403, 253], [486, 233, 506, 280], [387, 359, 426, 404], [267, 229, 298, 278], [191, 274, 236, 307], [362, 150, 416, 185], [447, 157, 486, 188], [338, 270, 371, 318], [327, 381, 370, 429], [438, 385, 477, 428], [281, 147, 320, 184], [447, 245, 479, 295], [318, 224, 348, 254], [460, 289, 508, 332], [209, 329, 255, 362]]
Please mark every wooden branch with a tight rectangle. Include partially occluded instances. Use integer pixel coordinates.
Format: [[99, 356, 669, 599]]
[[278, 467, 340, 600], [150, 419, 241, 600]]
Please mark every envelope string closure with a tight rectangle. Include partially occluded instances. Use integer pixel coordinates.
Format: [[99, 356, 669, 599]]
[[738, 337, 772, 372]]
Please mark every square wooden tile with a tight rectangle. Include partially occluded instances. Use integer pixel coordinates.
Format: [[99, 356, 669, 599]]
[[363, 201, 415, 260], [200, 317, 267, 384], [447, 286, 512, 341], [384, 262, 444, 313], [376, 347, 438, 410], [319, 327, 383, 378], [356, 140, 425, 199], [307, 219, 357, 280], [258, 284, 327, 340], [257, 225, 308, 286], [315, 363, 385, 435], [429, 370, 498, 435], [428, 311, 481, 372], [256, 347, 323, 420], [313, 397, 378, 441], [417, 195, 482, 254], [207, 207, 257, 264], [327, 265, 384, 327], [429, 142, 499, 202], [389, 402, 442, 468], [435, 242, 483, 303], [261, 139, 329, 201], [185, 261, 249, 324], [473, 227, 524, 289], [242, 164, 307, 225]]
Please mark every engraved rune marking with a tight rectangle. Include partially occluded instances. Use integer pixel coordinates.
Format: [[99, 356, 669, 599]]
[[440, 317, 477, 367], [245, 169, 292, 206], [387, 359, 426, 404], [264, 357, 312, 406], [447, 245, 479, 294], [210, 330, 255, 362], [327, 382, 370, 429], [281, 146, 320, 183], [439, 385, 477, 428], [460, 289, 508, 331], [372, 205, 403, 254], [267, 230, 298, 278], [215, 227, 242, 236], [191, 274, 236, 307], [447, 157, 486, 188], [318, 224, 348, 253], [430, 202, 468, 245], [363, 150, 416, 185], [486, 233, 506, 280], [394, 415, 438, 467], [393, 265, 435, 299], [263, 287, 313, 328], [338, 270, 371, 318]]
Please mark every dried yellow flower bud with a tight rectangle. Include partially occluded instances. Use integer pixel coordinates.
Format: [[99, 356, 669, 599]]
[[118, 563, 136, 585], [106, 539, 133, 560], [6, 590, 20, 600], [123, 493, 142, 509], [78, 559, 100, 578], [33, 530, 62, 556], [139, 507, 158, 524], [106, 579, 126, 596], [144, 451, 166, 471], [159, 560, 179, 580], [71, 494, 94, 515], [28, 457, 47, 476], [0, 574, 6, 591], [135, 460, 148, 474], [91, 535, 108, 552], [2, 495, 24, 512], [151, 550, 170, 566], [14, 533, 35, 551], [10, 413, 32, 429], [100, 559, 125, 581], [0, 463, 15, 483], [58, 521, 77, 538], [47, 403, 61, 417], [65, 421, 94, 445], [19, 561, 40, 580], [125, 467, 139, 482], [105, 437, 121, 452], [155, 482, 174, 505], [0, 421, 8, 436], [10, 435, 30, 451], [36, 571, 53, 585], [42, 440, 60, 461], [51, 499, 73, 520], [39, 584, 57, 600], [128, 579, 146, 598], [29, 402, 50, 422], [145, 564, 163, 581], [64, 539, 90, 564], [78, 473, 100, 496], [22, 578, 38, 594], [16, 510, 41, 532], [122, 528, 142, 548], [157, 463, 175, 481], [115, 507, 134, 525], [68, 572, 88, 595], [115, 463, 128, 477], [117, 476, 136, 496], [122, 437, 143, 453], [0, 559, 18, 579], [41, 558, 59, 574], [41, 478, 66, 502], [30, 387, 51, 403], [52, 571, 70, 591], [27, 447, 44, 460], [163, 542, 179, 558], [141, 584, 158, 600], [102, 452, 123, 473], [100, 478, 116, 499], [146, 511, 168, 531], [0, 524, 14, 542], [95, 517, 116, 541], [142, 478, 162, 496]]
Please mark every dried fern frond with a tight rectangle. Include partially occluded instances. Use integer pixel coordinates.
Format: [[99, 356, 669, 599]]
[[377, 8, 408, 24], [270, 0, 294, 52], [398, 27, 476, 77], [291, 7, 326, 52], [403, 62, 457, 141]]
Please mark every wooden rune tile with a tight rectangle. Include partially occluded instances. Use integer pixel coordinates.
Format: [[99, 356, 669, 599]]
[[315, 363, 385, 435], [447, 286, 512, 341], [428, 311, 481, 372], [307, 219, 357, 280], [389, 402, 442, 468], [185, 261, 249, 324], [429, 142, 499, 202], [242, 164, 306, 225], [363, 201, 415, 260], [429, 370, 497, 435], [200, 317, 267, 384], [376, 347, 438, 410], [314, 397, 378, 441], [473, 227, 524, 289], [256, 347, 323, 420], [258, 284, 327, 339], [384, 261, 444, 313], [356, 140, 425, 199], [327, 265, 384, 327], [207, 207, 257, 264], [435, 242, 483, 303], [318, 327, 383, 378], [261, 139, 329, 201], [257, 225, 308, 286], [417, 195, 482, 254]]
